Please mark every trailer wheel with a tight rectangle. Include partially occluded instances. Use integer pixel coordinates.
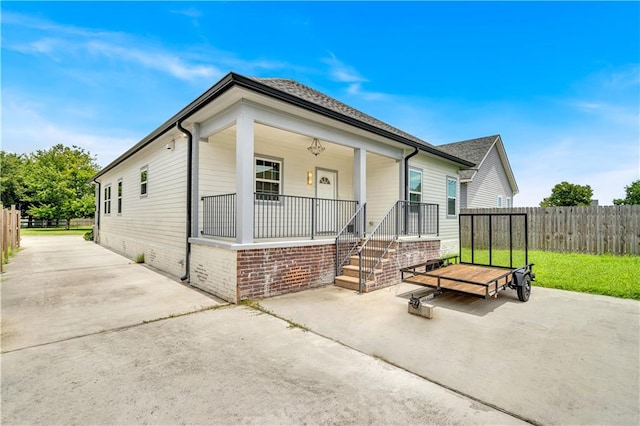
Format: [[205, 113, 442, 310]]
[[517, 274, 531, 302]]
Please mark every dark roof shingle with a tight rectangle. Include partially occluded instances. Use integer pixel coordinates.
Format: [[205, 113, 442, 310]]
[[252, 77, 436, 148], [438, 135, 499, 180]]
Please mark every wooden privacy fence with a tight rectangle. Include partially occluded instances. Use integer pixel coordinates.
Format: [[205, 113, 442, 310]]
[[1, 204, 21, 272], [461, 206, 640, 256]]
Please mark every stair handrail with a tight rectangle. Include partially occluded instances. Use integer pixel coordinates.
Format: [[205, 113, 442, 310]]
[[356, 200, 400, 293], [335, 202, 367, 276]]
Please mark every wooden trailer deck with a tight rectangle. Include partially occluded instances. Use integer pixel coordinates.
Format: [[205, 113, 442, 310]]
[[401, 263, 517, 298]]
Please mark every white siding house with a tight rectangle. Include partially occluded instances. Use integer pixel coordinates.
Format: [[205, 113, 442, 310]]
[[93, 72, 475, 302], [438, 135, 519, 209], [97, 135, 189, 277]]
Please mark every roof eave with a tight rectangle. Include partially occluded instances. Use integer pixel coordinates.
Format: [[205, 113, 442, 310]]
[[494, 136, 520, 195], [231, 75, 473, 167], [94, 72, 473, 180]]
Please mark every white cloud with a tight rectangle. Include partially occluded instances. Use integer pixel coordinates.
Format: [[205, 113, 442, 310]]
[[322, 52, 367, 83], [321, 53, 390, 101], [2, 94, 136, 167], [346, 82, 387, 101], [85, 41, 222, 81], [603, 64, 640, 89], [3, 11, 297, 83], [171, 7, 203, 19], [4, 12, 221, 82], [510, 132, 639, 206]]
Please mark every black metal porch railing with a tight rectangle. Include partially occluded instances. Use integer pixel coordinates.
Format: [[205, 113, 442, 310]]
[[254, 193, 359, 239], [201, 193, 359, 240], [399, 200, 439, 237], [356, 200, 439, 293], [335, 202, 366, 276], [201, 193, 236, 238]]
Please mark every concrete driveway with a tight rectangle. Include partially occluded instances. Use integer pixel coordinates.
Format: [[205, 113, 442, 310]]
[[261, 283, 640, 425], [2, 236, 523, 425], [1, 235, 222, 352]]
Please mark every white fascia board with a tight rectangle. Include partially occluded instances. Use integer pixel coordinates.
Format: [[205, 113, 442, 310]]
[[494, 136, 520, 195], [199, 103, 242, 139], [244, 100, 405, 160]]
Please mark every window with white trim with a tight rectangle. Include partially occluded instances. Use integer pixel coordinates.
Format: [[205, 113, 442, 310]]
[[255, 156, 282, 201], [104, 185, 111, 215], [409, 168, 422, 212], [140, 166, 148, 196], [506, 197, 512, 208], [117, 179, 123, 214], [409, 168, 422, 203], [446, 177, 457, 217], [497, 195, 503, 208]]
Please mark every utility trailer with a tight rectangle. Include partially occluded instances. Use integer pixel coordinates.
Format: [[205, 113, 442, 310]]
[[401, 213, 535, 315]]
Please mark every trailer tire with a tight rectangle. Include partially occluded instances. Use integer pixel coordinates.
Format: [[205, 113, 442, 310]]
[[517, 274, 531, 302]]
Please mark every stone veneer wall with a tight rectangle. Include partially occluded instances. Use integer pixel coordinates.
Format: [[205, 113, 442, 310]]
[[370, 239, 440, 291], [236, 244, 336, 300]]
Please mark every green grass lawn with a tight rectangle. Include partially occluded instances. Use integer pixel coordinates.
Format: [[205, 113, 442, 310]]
[[459, 248, 640, 300], [20, 227, 92, 236]]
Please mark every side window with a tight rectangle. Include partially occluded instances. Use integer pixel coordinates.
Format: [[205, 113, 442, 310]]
[[104, 185, 112, 215], [140, 166, 148, 196], [497, 195, 503, 208], [408, 168, 422, 203], [506, 197, 512, 208], [117, 179, 123, 214], [408, 168, 422, 212], [446, 177, 457, 217], [255, 156, 282, 201]]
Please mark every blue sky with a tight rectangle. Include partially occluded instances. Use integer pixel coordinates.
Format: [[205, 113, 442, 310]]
[[2, 1, 639, 206]]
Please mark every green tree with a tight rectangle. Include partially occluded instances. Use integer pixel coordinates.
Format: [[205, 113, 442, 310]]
[[540, 181, 593, 207], [23, 145, 100, 229], [0, 151, 27, 208], [613, 180, 640, 205]]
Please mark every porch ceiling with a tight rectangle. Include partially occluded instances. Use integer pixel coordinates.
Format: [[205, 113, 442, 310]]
[[208, 123, 360, 158]]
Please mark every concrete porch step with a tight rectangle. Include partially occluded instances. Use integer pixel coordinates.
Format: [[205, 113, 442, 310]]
[[360, 247, 396, 259], [342, 264, 382, 278], [334, 275, 375, 292], [349, 255, 389, 267], [360, 239, 398, 250]]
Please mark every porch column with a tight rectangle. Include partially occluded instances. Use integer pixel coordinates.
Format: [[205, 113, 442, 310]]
[[354, 147, 367, 240], [353, 148, 367, 205], [399, 157, 405, 201], [236, 112, 254, 244], [191, 122, 200, 239]]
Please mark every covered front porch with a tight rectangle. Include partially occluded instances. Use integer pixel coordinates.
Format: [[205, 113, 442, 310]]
[[192, 101, 440, 244], [200, 192, 440, 242], [190, 98, 413, 242], [186, 98, 441, 303]]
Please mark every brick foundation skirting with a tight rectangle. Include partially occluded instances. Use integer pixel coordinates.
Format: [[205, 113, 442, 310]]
[[369, 240, 440, 291], [236, 244, 336, 300]]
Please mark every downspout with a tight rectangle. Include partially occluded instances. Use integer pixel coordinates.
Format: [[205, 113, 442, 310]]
[[403, 147, 419, 201], [93, 178, 101, 242], [177, 120, 193, 282], [403, 147, 419, 236]]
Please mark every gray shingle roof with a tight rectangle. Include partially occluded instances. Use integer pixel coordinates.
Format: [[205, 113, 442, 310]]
[[252, 77, 436, 149], [95, 72, 474, 180], [438, 135, 499, 180]]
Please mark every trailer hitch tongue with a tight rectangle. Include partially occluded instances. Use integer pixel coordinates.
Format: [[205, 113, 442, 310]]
[[409, 294, 421, 309]]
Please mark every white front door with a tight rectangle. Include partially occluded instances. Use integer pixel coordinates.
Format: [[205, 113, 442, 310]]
[[316, 169, 338, 233]]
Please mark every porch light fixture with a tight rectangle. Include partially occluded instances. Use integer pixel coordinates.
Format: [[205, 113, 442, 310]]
[[307, 171, 313, 185], [307, 138, 325, 156]]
